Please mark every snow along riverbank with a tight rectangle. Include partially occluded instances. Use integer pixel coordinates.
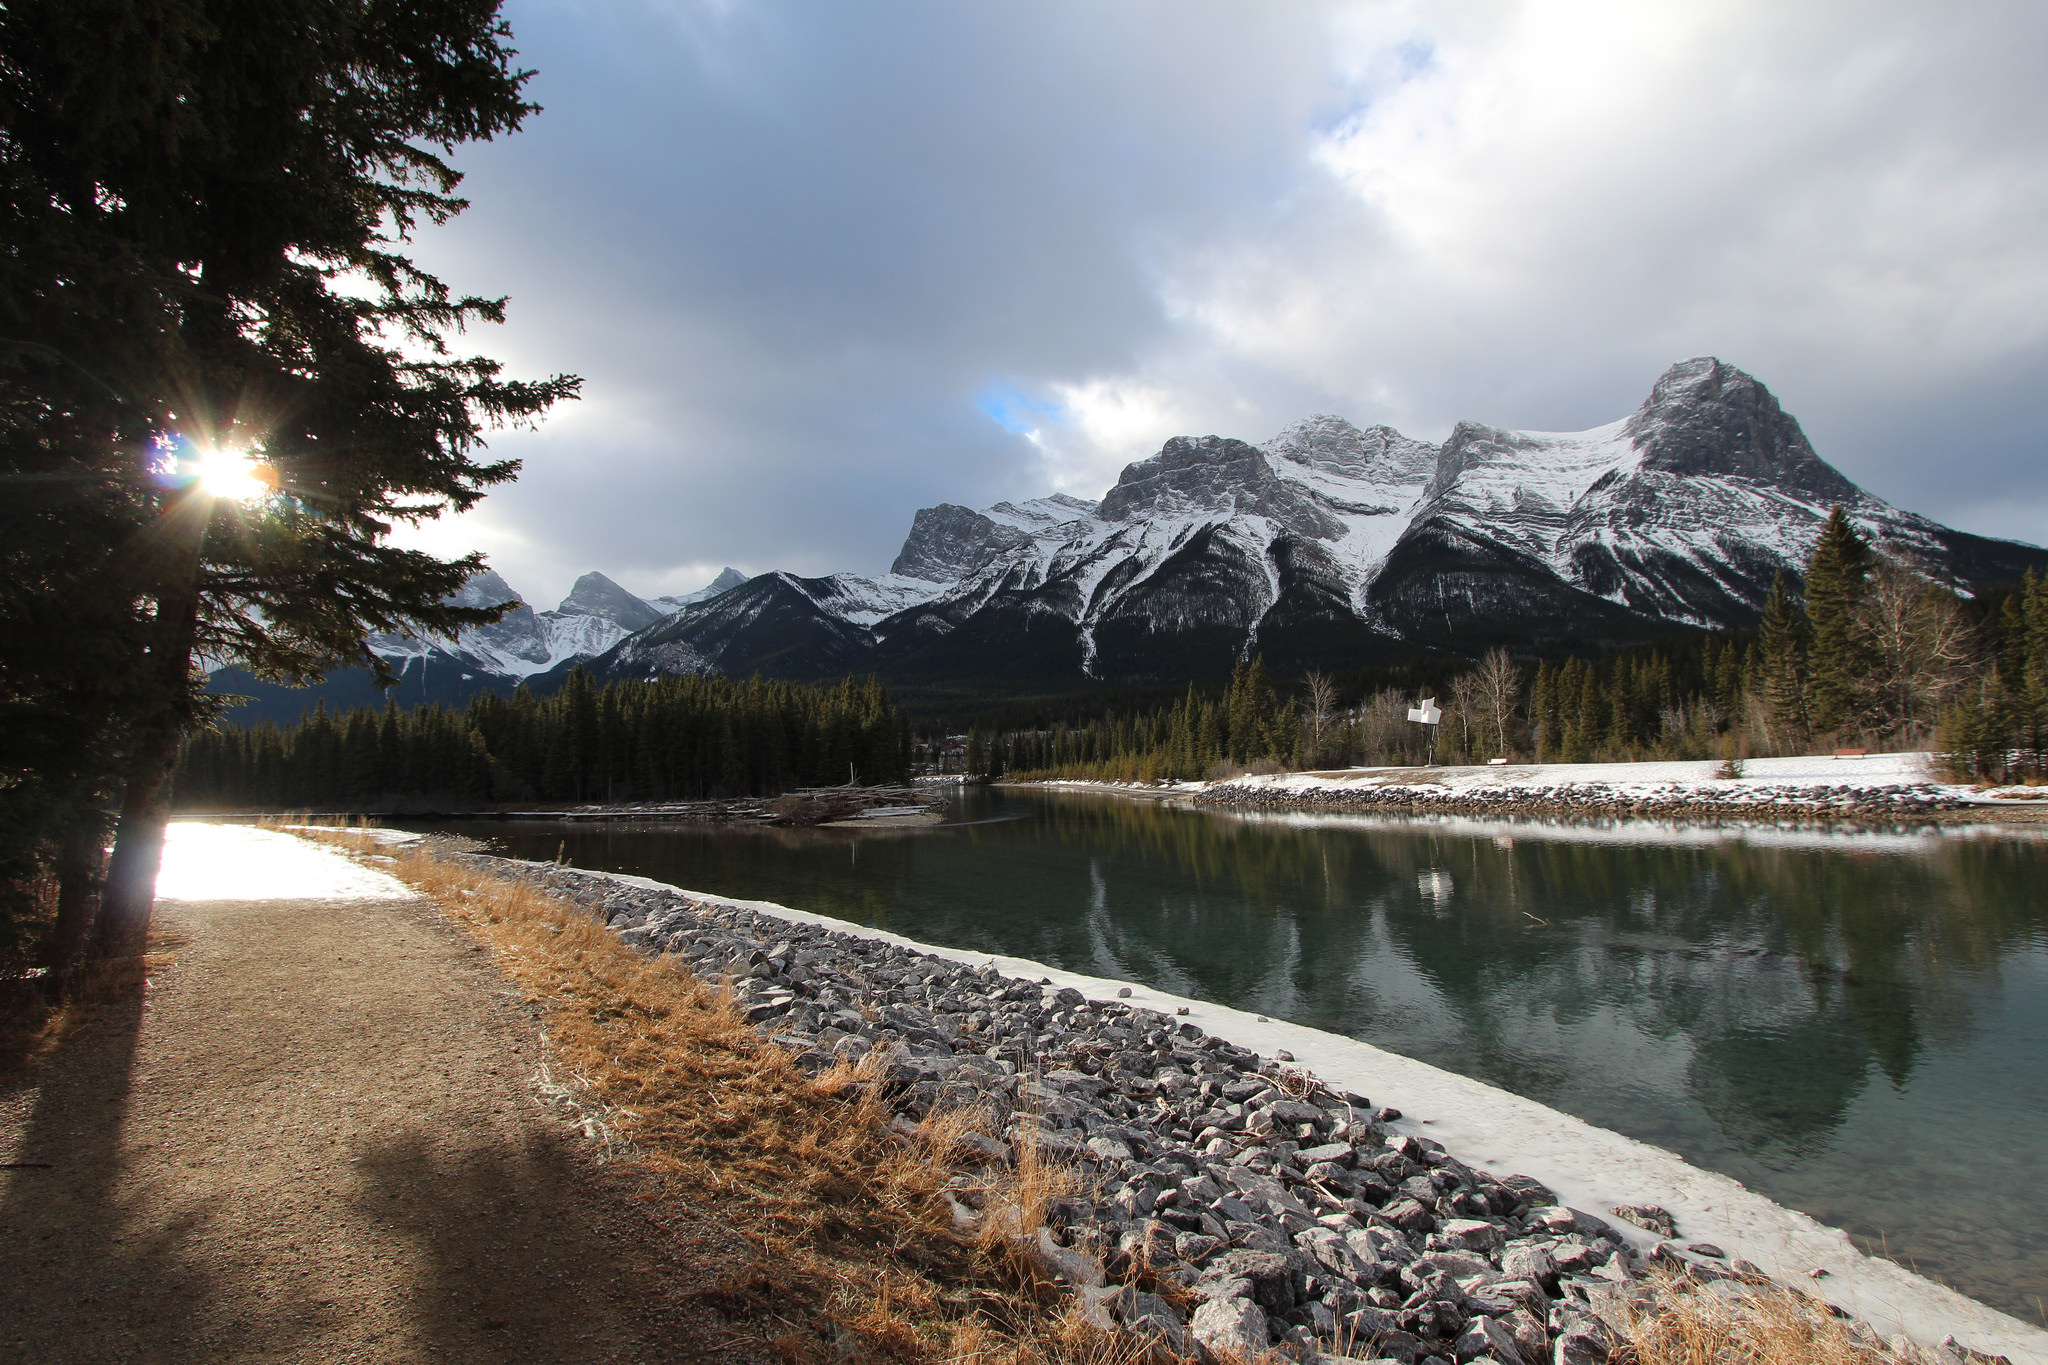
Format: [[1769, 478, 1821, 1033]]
[[1032, 753, 2048, 824], [360, 831, 2046, 1365]]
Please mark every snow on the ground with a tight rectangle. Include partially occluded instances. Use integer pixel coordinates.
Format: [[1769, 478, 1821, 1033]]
[[555, 861, 2048, 1365], [1264, 751, 1934, 793], [1031, 753, 2048, 807], [1233, 809, 2044, 854], [156, 822, 412, 902]]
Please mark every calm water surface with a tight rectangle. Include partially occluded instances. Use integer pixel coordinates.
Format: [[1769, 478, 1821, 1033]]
[[435, 788, 2048, 1320]]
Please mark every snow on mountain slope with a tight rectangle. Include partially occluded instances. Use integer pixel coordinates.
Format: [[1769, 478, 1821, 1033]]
[[368, 570, 676, 681], [535, 572, 665, 661], [366, 569, 560, 678], [1368, 358, 1973, 643], [649, 566, 750, 614], [850, 418, 1442, 677]]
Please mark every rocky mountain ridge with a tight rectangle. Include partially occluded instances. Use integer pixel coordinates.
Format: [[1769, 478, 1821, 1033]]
[[357, 566, 743, 692], [576, 358, 2043, 692]]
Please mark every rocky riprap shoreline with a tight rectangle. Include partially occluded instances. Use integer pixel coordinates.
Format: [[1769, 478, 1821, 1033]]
[[463, 854, 1989, 1365], [1193, 779, 1969, 825]]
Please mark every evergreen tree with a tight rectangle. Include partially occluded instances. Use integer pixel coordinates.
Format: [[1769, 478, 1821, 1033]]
[[1804, 508, 1873, 735], [1531, 663, 1559, 761], [1712, 638, 1744, 717], [1758, 573, 1813, 747], [2, 0, 578, 949]]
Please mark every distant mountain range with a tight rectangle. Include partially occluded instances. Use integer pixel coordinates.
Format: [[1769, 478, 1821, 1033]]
[[213, 358, 2047, 720]]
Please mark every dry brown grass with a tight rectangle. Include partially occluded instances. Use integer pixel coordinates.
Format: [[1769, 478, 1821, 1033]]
[[1618, 1270, 1940, 1365], [279, 820, 1165, 1365]]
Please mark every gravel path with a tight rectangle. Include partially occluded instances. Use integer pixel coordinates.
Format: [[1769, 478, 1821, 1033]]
[[0, 875, 760, 1364]]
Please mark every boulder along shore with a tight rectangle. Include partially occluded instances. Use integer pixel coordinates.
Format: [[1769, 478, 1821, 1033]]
[[442, 851, 2027, 1365]]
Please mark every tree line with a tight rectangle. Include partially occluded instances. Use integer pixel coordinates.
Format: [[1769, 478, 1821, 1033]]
[[980, 511, 2047, 783], [174, 671, 908, 810]]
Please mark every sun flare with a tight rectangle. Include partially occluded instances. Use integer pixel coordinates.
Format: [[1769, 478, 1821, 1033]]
[[189, 447, 276, 502]]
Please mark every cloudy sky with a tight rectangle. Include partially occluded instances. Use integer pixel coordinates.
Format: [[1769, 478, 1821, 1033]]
[[398, 0, 2048, 609]]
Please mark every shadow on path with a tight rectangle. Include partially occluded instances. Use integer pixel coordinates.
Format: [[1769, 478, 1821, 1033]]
[[0, 887, 765, 1364]]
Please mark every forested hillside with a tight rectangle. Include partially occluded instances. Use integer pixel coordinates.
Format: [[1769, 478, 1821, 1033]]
[[981, 522, 2048, 785]]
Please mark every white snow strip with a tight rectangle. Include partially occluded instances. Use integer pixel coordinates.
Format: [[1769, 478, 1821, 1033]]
[[552, 861, 2047, 1364], [1259, 752, 1937, 793], [1223, 810, 2045, 854], [156, 822, 413, 902]]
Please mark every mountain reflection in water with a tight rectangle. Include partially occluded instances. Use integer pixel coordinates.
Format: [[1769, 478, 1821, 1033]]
[[436, 787, 2048, 1320]]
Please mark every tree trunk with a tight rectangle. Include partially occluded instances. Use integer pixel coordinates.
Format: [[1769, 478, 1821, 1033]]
[[43, 814, 109, 994], [94, 496, 206, 956]]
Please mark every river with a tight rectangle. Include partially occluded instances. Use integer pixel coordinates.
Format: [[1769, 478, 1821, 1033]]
[[430, 785, 2048, 1322]]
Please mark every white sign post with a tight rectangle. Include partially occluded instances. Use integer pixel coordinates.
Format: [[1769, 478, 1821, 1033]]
[[1406, 696, 1442, 766]]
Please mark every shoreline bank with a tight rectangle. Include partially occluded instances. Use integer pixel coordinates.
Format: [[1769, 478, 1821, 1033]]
[[1002, 755, 2048, 829], [373, 832, 2047, 1365]]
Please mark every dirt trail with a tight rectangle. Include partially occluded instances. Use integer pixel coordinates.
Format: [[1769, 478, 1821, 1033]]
[[0, 866, 761, 1364]]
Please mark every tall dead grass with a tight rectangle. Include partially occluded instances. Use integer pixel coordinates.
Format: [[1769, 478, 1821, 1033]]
[[284, 821, 1156, 1365], [1619, 1270, 1945, 1365]]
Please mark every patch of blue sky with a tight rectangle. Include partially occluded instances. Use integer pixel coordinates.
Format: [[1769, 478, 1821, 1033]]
[[1396, 39, 1435, 76], [977, 386, 1066, 436], [1315, 40, 1436, 138]]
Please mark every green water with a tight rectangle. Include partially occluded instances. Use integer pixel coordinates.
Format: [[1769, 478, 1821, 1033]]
[[437, 787, 2048, 1321]]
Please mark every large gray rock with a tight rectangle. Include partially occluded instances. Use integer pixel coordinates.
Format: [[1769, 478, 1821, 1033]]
[[1501, 1244, 1559, 1295], [1456, 1313, 1530, 1365], [1190, 1296, 1270, 1359]]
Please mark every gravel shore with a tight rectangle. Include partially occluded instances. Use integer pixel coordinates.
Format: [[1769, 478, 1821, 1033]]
[[462, 852, 2024, 1365], [1190, 779, 1978, 825]]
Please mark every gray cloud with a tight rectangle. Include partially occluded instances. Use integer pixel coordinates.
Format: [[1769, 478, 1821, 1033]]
[[395, 0, 2048, 608]]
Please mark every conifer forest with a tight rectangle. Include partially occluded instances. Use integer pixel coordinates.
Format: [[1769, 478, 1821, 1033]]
[[174, 672, 907, 810]]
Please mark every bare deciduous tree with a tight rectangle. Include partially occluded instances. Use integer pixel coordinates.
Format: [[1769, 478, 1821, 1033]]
[[1862, 558, 1974, 744], [1475, 647, 1524, 760], [1302, 670, 1340, 767], [1355, 689, 1410, 765], [1449, 669, 1488, 763]]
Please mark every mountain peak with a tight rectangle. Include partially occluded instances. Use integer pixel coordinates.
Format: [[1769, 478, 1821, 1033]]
[[1100, 433, 1350, 538], [1099, 435, 1271, 520], [1624, 356, 1860, 503], [1264, 414, 1437, 484], [551, 572, 663, 632], [649, 568, 751, 613], [451, 567, 523, 612], [890, 503, 1033, 581]]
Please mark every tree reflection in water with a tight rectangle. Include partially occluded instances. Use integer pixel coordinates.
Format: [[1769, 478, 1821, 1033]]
[[447, 789, 2048, 1320]]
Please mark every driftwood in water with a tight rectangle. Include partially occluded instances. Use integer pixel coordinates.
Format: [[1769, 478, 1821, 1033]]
[[763, 785, 946, 827]]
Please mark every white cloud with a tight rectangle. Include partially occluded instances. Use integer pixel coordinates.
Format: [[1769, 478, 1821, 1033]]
[[1150, 0, 2048, 451], [400, 0, 2048, 601], [1035, 377, 1212, 498]]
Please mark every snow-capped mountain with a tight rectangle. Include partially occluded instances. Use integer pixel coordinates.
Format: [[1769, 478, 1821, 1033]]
[[587, 358, 2046, 691], [650, 567, 747, 614], [366, 569, 738, 684]]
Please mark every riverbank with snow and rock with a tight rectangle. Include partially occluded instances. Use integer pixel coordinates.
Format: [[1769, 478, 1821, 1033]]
[[1146, 754, 2047, 826], [383, 837, 2046, 1365]]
